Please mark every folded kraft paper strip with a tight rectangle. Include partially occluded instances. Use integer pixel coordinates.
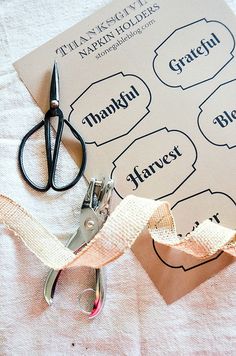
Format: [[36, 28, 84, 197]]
[[0, 193, 235, 270]]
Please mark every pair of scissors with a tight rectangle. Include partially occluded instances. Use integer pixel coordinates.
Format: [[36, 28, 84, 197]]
[[18, 62, 86, 192], [44, 177, 114, 318]]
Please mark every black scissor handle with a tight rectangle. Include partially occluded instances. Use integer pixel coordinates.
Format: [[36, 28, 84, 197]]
[[18, 109, 86, 192], [18, 119, 50, 192], [51, 120, 87, 192], [50, 114, 87, 192]]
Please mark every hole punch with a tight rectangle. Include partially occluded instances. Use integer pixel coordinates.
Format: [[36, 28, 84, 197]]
[[44, 178, 113, 318]]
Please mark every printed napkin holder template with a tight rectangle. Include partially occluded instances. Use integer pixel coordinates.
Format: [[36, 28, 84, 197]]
[[14, 0, 236, 303]]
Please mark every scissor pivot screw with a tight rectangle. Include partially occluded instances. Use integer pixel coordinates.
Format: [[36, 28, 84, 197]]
[[85, 219, 95, 231], [50, 100, 59, 109]]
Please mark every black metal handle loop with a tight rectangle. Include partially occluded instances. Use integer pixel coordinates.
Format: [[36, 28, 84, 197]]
[[18, 120, 50, 192], [51, 118, 87, 192]]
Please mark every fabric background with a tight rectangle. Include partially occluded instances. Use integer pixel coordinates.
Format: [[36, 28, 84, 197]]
[[0, 0, 235, 354]]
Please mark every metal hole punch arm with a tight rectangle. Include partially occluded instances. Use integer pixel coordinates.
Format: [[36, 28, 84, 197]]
[[44, 178, 114, 319], [18, 61, 86, 192]]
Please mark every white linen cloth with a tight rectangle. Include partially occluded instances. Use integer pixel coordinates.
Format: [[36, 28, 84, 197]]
[[0, 0, 235, 354]]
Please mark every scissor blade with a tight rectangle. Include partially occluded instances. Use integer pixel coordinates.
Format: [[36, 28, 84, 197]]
[[50, 61, 60, 104], [43, 228, 86, 305]]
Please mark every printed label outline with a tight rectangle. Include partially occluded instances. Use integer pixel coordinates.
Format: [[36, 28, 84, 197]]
[[152, 18, 235, 90], [110, 127, 198, 200], [197, 78, 236, 149], [68, 71, 152, 146], [153, 189, 236, 271]]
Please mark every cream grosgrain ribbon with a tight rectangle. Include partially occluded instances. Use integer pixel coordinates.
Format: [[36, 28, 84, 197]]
[[0, 194, 235, 270]]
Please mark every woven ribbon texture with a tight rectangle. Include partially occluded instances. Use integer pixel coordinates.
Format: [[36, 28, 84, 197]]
[[0, 195, 236, 269], [0, 194, 235, 270]]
